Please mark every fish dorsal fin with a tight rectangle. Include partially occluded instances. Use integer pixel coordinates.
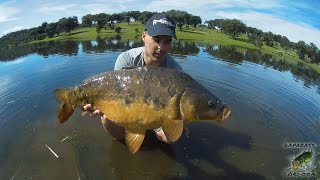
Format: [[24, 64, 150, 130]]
[[162, 119, 183, 143], [58, 103, 74, 123], [125, 130, 146, 154]]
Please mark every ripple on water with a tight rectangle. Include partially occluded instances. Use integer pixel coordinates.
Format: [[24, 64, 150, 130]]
[[1, 46, 320, 179], [187, 60, 320, 144]]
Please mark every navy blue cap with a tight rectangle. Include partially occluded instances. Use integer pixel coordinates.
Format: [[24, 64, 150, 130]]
[[145, 14, 177, 39]]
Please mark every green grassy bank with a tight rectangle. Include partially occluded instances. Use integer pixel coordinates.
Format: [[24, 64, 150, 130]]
[[32, 22, 320, 73]]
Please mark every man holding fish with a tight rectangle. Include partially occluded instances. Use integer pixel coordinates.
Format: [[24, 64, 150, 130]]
[[84, 13, 182, 144], [55, 14, 230, 154]]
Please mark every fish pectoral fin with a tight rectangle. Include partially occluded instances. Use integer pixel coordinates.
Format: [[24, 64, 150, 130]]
[[162, 119, 183, 143], [58, 103, 75, 123], [125, 130, 145, 154]]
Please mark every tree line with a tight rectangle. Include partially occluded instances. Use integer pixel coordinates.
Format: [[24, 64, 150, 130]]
[[205, 19, 320, 64], [0, 9, 319, 64], [0, 10, 201, 49]]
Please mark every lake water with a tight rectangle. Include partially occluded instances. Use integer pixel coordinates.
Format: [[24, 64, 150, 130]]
[[0, 39, 319, 179]]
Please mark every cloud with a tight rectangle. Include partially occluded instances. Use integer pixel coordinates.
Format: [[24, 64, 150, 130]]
[[34, 1, 135, 19], [0, 3, 20, 23], [145, 0, 281, 13], [215, 11, 320, 47], [231, 0, 280, 9], [146, 0, 214, 12], [35, 3, 77, 15], [76, 3, 114, 16]]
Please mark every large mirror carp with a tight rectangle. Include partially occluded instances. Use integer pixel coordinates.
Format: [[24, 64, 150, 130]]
[[54, 66, 231, 154]]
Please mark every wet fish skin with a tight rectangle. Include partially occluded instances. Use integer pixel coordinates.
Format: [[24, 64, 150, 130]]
[[54, 66, 231, 154]]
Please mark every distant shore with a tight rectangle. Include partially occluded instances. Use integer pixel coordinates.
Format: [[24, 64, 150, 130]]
[[31, 22, 320, 73]]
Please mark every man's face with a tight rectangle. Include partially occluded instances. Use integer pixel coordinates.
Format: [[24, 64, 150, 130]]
[[142, 31, 173, 65]]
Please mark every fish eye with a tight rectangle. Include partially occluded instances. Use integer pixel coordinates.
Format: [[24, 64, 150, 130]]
[[216, 99, 221, 104], [208, 100, 215, 107]]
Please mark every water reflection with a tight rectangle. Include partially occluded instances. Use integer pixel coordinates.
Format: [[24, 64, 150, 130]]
[[2, 39, 318, 94], [0, 37, 143, 61], [205, 45, 244, 63], [205, 45, 320, 92], [35, 41, 79, 57], [171, 40, 200, 56]]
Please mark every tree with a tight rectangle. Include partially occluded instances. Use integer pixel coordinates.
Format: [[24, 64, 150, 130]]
[[273, 34, 283, 46], [262, 32, 275, 47], [138, 11, 155, 24], [45, 22, 58, 38], [279, 36, 292, 54], [57, 16, 78, 34], [314, 51, 320, 64], [126, 11, 141, 21], [246, 27, 263, 36], [110, 13, 123, 24], [31, 23, 48, 40], [166, 10, 191, 31], [82, 14, 93, 27], [248, 34, 263, 48], [223, 19, 246, 39], [189, 15, 202, 27], [210, 19, 226, 31], [306, 43, 318, 62], [115, 27, 122, 33], [204, 20, 214, 29], [29, 28, 38, 40], [295, 41, 307, 60], [175, 13, 185, 30], [94, 13, 110, 32], [123, 15, 131, 25]]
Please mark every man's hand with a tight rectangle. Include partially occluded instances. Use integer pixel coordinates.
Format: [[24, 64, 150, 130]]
[[154, 127, 172, 144], [83, 104, 125, 140], [83, 104, 105, 118]]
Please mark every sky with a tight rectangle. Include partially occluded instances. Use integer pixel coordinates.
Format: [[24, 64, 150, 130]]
[[1, 0, 320, 47]]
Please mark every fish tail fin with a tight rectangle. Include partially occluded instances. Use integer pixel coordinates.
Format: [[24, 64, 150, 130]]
[[54, 89, 74, 123], [58, 103, 75, 123]]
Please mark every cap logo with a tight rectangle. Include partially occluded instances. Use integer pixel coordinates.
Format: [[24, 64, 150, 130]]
[[152, 18, 176, 28]]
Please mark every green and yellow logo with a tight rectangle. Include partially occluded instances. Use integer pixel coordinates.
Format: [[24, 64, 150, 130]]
[[282, 143, 319, 177]]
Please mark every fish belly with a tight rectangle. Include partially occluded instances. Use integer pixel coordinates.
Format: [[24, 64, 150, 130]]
[[95, 100, 174, 130]]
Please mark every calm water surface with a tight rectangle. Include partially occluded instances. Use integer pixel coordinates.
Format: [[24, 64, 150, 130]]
[[0, 40, 319, 179]]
